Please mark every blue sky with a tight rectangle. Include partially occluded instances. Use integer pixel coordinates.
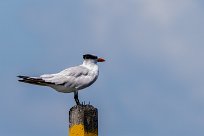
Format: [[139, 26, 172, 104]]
[[0, 0, 204, 136]]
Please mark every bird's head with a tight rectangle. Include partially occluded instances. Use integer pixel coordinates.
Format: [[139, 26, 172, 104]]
[[83, 54, 105, 64]]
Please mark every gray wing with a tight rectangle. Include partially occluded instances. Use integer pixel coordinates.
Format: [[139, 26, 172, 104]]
[[40, 66, 90, 88]]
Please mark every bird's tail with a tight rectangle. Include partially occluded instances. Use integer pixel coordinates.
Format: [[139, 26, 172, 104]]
[[17, 75, 49, 86]]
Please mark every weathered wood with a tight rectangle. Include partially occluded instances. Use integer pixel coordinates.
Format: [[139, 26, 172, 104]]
[[69, 104, 98, 136]]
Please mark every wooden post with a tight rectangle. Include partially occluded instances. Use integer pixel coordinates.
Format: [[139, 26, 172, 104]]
[[69, 104, 98, 136]]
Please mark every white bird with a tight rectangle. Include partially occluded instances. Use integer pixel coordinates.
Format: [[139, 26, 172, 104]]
[[18, 54, 105, 105]]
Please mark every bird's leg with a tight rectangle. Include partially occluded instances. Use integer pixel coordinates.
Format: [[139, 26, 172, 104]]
[[74, 91, 80, 105]]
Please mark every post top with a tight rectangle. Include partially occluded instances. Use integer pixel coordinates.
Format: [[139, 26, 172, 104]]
[[70, 104, 97, 112]]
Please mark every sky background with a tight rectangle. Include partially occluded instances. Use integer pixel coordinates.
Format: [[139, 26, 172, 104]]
[[0, 0, 204, 136]]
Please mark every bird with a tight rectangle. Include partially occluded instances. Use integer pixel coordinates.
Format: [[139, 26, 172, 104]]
[[18, 54, 105, 105]]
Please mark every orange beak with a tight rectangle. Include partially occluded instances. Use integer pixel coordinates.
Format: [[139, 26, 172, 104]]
[[97, 58, 105, 62]]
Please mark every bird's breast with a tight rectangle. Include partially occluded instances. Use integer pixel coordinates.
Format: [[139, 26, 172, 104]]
[[76, 71, 98, 90]]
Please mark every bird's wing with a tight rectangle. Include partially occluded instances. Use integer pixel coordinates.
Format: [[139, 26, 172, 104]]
[[40, 66, 89, 87]]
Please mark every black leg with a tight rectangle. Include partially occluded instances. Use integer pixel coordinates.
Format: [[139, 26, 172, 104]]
[[74, 91, 80, 105]]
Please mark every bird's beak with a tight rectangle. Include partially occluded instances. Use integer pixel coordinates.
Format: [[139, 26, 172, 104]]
[[97, 58, 105, 62]]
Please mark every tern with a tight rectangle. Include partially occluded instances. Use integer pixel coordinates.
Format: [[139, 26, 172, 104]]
[[18, 54, 105, 105]]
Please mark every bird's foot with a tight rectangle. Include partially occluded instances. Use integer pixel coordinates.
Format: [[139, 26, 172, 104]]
[[75, 100, 80, 105]]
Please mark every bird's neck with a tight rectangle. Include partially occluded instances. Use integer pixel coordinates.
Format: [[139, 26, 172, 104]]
[[82, 60, 98, 71]]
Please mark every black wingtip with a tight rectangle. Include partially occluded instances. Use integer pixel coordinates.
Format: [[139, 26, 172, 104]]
[[18, 79, 24, 82], [17, 75, 30, 83], [17, 75, 29, 79], [17, 75, 54, 86]]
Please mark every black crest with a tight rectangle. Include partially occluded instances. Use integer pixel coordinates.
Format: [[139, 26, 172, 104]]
[[83, 54, 98, 60]]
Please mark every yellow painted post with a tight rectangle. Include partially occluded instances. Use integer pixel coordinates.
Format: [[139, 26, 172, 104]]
[[69, 104, 98, 136]]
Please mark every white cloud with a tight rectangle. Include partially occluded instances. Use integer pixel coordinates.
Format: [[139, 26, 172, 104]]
[[139, 0, 196, 26]]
